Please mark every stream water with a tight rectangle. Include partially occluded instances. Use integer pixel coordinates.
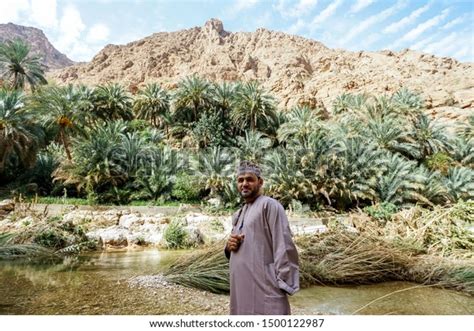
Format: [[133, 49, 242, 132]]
[[0, 249, 472, 315]]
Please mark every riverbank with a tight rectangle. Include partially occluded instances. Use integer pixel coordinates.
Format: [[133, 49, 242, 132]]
[[0, 199, 472, 296], [1, 248, 472, 315]]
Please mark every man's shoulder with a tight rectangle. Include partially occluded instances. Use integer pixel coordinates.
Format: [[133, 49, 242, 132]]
[[260, 195, 284, 209]]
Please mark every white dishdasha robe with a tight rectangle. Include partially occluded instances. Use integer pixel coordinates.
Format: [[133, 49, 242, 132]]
[[225, 195, 299, 315]]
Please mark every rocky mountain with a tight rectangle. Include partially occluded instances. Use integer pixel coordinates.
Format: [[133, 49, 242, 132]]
[[52, 19, 473, 118], [0, 23, 74, 70]]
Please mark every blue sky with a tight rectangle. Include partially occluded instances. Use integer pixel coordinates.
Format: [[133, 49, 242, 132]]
[[1, 0, 472, 63]]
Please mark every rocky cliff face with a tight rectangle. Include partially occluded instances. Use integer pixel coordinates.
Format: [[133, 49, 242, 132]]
[[0, 23, 74, 70], [52, 19, 473, 116]]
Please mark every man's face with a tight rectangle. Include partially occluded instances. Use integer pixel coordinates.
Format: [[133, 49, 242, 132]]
[[237, 172, 263, 199]]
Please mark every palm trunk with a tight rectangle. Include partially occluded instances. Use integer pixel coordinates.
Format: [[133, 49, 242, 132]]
[[60, 127, 73, 161], [0, 143, 12, 174]]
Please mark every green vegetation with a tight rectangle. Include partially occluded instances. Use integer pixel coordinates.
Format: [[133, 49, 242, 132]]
[[0, 38, 472, 299], [363, 202, 399, 223], [0, 38, 47, 91], [0, 38, 472, 212], [172, 173, 202, 202], [163, 219, 188, 249], [0, 232, 60, 261]]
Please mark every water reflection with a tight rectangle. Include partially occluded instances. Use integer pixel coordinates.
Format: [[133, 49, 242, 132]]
[[291, 283, 474, 315], [1, 249, 472, 315]]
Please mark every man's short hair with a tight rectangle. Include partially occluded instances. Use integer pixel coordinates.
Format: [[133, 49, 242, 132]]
[[237, 160, 262, 178]]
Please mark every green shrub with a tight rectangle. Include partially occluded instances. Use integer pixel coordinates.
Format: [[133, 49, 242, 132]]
[[363, 202, 399, 223], [424, 152, 455, 175], [210, 219, 225, 233], [34, 229, 67, 249], [172, 173, 202, 202], [163, 219, 188, 249]]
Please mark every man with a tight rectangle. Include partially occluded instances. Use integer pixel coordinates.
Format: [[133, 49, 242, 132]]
[[224, 161, 299, 315]]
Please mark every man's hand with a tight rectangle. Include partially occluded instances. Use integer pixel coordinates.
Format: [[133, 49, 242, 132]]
[[226, 234, 245, 252]]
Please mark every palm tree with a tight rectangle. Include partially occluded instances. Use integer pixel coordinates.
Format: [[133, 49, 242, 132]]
[[231, 81, 277, 132], [133, 146, 180, 201], [362, 117, 417, 157], [0, 38, 47, 91], [30, 85, 86, 161], [237, 130, 273, 164], [277, 106, 321, 146], [119, 131, 149, 176], [457, 115, 474, 141], [263, 149, 309, 206], [328, 135, 384, 207], [296, 128, 340, 205], [0, 88, 41, 175], [24, 151, 60, 195], [133, 83, 170, 129], [75, 85, 97, 127], [450, 136, 474, 168], [211, 81, 235, 126], [444, 167, 474, 202], [332, 93, 368, 115], [408, 113, 452, 160], [173, 75, 212, 123], [391, 88, 424, 114], [94, 83, 133, 121], [53, 121, 128, 194], [415, 166, 448, 205], [363, 95, 396, 120], [190, 146, 235, 198], [374, 153, 427, 206]]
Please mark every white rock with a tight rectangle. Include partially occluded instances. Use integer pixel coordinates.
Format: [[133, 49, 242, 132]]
[[185, 213, 211, 225], [119, 214, 142, 228]]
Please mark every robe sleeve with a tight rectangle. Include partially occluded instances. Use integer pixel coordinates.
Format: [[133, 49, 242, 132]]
[[264, 200, 300, 295], [224, 208, 241, 260]]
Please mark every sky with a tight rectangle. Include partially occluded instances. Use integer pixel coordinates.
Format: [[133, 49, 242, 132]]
[[0, 0, 473, 63]]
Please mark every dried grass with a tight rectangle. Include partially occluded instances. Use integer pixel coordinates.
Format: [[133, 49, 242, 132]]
[[361, 201, 474, 258], [162, 223, 473, 296], [163, 241, 229, 294], [297, 229, 410, 287]]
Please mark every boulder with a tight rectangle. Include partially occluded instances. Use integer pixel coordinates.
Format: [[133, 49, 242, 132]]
[[87, 226, 129, 248], [0, 199, 15, 214]]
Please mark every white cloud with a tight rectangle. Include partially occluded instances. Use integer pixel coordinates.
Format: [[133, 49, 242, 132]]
[[423, 32, 458, 54], [234, 0, 259, 12], [275, 0, 318, 18], [410, 34, 436, 51], [350, 0, 376, 14], [222, 0, 260, 20], [395, 9, 450, 45], [383, 3, 430, 34], [311, 0, 343, 26], [453, 45, 472, 62], [409, 28, 472, 62], [341, 1, 405, 44], [30, 0, 58, 29], [361, 33, 382, 48], [86, 23, 110, 43], [441, 15, 466, 30], [287, 18, 307, 34], [0, 0, 29, 23], [54, 5, 86, 60]]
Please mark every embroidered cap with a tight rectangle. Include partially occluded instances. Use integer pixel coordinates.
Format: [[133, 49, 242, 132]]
[[237, 160, 262, 178]]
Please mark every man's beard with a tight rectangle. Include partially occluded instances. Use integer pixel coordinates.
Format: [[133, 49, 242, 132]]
[[240, 187, 260, 199]]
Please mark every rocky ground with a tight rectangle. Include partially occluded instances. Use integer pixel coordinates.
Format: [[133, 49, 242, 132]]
[[127, 275, 311, 315], [0, 200, 325, 249]]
